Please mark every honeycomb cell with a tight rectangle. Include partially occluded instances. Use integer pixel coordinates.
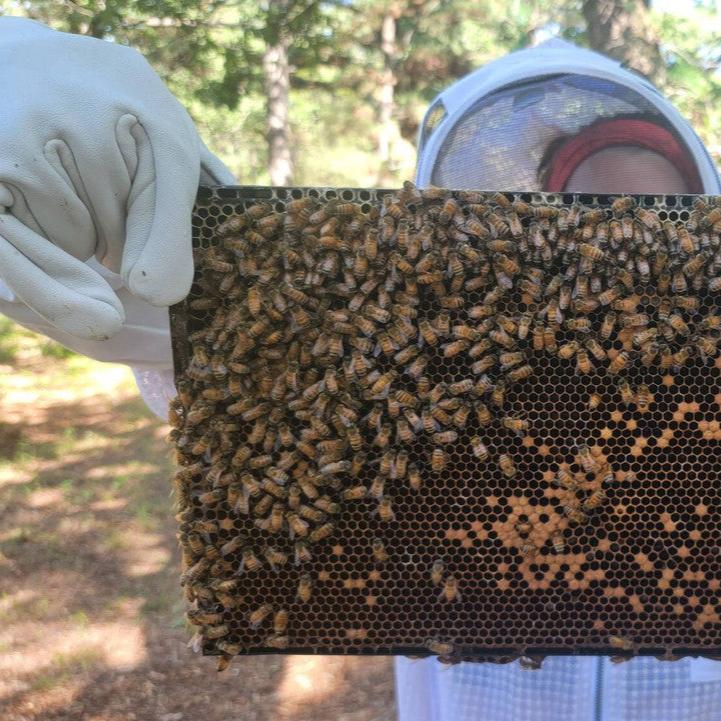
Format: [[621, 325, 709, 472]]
[[170, 187, 721, 666]]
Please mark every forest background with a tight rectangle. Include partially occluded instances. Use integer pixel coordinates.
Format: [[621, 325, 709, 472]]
[[4, 0, 720, 188]]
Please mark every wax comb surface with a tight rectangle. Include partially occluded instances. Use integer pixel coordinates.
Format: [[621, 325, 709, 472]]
[[169, 186, 721, 667]]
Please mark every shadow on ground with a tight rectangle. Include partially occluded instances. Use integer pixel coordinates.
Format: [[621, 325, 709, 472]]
[[0, 357, 395, 721]]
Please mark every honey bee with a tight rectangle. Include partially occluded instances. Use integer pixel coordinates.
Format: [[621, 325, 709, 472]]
[[441, 575, 460, 602], [583, 487, 607, 511], [249, 603, 273, 629], [667, 313, 690, 336], [263, 545, 288, 570], [578, 242, 608, 263], [394, 450, 409, 480], [554, 468, 578, 491], [507, 364, 533, 383], [600, 312, 617, 340], [407, 354, 429, 379], [425, 639, 454, 656], [377, 497, 395, 522], [671, 271, 687, 294], [637, 208, 660, 230], [431, 447, 446, 472], [501, 415, 529, 435], [532, 323, 545, 351], [565, 318, 592, 333], [240, 547, 262, 574], [517, 312, 533, 340], [576, 444, 597, 473], [498, 454, 517, 478], [618, 380, 634, 406], [205, 624, 230, 640], [447, 378, 473, 396], [470, 436, 490, 461], [433, 430, 459, 444], [608, 350, 631, 374], [309, 522, 335, 543], [702, 205, 721, 226], [576, 348, 593, 374], [373, 423, 392, 448], [286, 512, 309, 538], [219, 535, 244, 558], [635, 384, 653, 412], [341, 485, 367, 501], [260, 479, 287, 503], [408, 463, 422, 491], [475, 402, 493, 426], [611, 196, 635, 216], [370, 370, 398, 397], [672, 345, 691, 369], [551, 531, 565, 554], [585, 338, 606, 361], [609, 635, 634, 651], [683, 251, 708, 277], [561, 343, 584, 364], [369, 475, 386, 500], [273, 609, 289, 635], [447, 403, 470, 430], [297, 573, 313, 602], [372, 538, 389, 563], [265, 634, 290, 649], [294, 539, 313, 565], [563, 501, 588, 525], [490, 327, 516, 349]]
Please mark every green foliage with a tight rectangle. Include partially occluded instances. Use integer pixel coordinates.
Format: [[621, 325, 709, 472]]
[[39, 340, 77, 360], [0, 317, 18, 364], [652, 3, 721, 165], [0, 0, 718, 182]]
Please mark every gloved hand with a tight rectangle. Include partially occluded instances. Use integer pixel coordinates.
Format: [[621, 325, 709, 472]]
[[0, 16, 235, 341]]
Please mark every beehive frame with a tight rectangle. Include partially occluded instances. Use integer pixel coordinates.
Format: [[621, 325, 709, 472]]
[[169, 185, 721, 666]]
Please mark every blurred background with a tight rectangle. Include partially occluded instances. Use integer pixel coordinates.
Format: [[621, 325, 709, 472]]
[[0, 1, 719, 719]]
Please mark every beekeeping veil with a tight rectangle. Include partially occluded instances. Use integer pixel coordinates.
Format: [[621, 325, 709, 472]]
[[415, 38, 721, 195]]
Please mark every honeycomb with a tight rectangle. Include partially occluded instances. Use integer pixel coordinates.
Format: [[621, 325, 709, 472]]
[[169, 185, 721, 669]]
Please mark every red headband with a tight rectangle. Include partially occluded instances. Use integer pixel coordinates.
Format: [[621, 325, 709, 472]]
[[544, 118, 702, 193]]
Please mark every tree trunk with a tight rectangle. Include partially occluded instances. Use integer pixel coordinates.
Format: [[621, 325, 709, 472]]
[[378, 7, 400, 183], [263, 19, 293, 186], [582, 0, 665, 84]]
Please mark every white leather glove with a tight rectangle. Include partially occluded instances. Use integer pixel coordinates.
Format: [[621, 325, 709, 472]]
[[0, 261, 174, 368], [0, 16, 235, 342]]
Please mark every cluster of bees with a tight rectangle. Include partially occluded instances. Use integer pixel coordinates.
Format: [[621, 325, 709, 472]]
[[170, 183, 721, 667]]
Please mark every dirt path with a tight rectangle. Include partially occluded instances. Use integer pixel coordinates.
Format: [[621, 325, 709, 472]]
[[0, 340, 395, 721]]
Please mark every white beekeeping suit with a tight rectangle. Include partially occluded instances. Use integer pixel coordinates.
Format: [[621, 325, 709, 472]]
[[396, 38, 721, 721]]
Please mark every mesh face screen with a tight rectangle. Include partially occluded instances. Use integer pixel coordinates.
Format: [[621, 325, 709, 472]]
[[169, 185, 721, 668], [430, 75, 677, 192]]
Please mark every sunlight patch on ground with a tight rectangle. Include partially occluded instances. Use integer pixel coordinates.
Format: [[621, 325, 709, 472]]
[[88, 497, 128, 512], [123, 531, 172, 577], [0, 588, 37, 617], [0, 464, 33, 486], [85, 460, 159, 482], [277, 656, 346, 711], [26, 487, 65, 509], [0, 613, 148, 695]]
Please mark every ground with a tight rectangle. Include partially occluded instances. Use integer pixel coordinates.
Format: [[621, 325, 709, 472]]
[[0, 322, 395, 721]]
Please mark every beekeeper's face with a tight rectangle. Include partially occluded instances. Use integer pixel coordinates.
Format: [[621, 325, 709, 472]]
[[564, 147, 689, 194]]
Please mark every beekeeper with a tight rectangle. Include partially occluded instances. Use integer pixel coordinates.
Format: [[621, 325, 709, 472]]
[[2, 16, 721, 721]]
